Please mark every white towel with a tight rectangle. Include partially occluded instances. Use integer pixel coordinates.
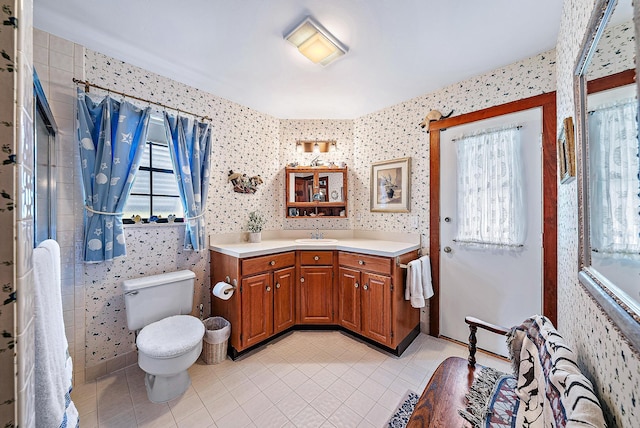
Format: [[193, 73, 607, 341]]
[[34, 239, 78, 428], [405, 259, 423, 308], [419, 256, 434, 300], [404, 256, 433, 308]]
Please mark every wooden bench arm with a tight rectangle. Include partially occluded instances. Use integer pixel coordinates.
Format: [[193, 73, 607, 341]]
[[464, 316, 509, 367]]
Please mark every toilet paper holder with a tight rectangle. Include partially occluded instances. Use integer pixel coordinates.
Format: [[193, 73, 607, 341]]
[[224, 276, 238, 295]]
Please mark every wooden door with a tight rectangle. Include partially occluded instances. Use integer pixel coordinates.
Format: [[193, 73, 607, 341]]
[[273, 267, 295, 333], [338, 267, 361, 331], [241, 273, 273, 348], [299, 266, 334, 323], [361, 272, 392, 345]]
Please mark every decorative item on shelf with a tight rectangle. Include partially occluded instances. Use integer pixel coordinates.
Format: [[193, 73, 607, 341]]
[[288, 162, 299, 167], [419, 109, 454, 130], [228, 170, 263, 194], [371, 157, 411, 213], [247, 211, 266, 243], [167, 214, 176, 223], [132, 214, 141, 224], [558, 116, 576, 184], [148, 215, 159, 223]]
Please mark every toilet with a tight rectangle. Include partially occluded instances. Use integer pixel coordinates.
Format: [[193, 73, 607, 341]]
[[122, 270, 205, 403]]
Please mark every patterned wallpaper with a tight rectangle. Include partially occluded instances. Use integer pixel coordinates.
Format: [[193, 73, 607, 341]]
[[351, 51, 557, 240], [555, 1, 639, 426], [0, 2, 18, 426]]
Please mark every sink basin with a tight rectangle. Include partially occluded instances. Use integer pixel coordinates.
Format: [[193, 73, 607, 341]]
[[294, 238, 339, 244]]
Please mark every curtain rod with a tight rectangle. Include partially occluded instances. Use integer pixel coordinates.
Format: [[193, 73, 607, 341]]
[[72, 78, 211, 122], [451, 125, 522, 142]]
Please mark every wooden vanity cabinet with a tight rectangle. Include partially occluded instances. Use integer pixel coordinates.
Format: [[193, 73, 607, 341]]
[[338, 250, 419, 349], [211, 251, 295, 353], [211, 248, 419, 357], [298, 251, 335, 324]]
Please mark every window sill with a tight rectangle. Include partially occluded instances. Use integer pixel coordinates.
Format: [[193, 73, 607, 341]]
[[123, 222, 184, 229]]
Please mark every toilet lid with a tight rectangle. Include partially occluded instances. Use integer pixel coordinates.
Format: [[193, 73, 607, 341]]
[[137, 315, 205, 359]]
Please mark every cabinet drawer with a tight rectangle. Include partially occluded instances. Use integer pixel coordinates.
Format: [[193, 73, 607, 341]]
[[339, 252, 391, 275], [242, 251, 295, 275], [300, 251, 334, 265]]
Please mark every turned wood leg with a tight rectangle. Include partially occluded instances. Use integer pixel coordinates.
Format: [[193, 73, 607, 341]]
[[468, 324, 477, 367]]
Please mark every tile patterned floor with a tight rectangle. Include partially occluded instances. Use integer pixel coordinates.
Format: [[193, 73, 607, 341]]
[[72, 331, 511, 428]]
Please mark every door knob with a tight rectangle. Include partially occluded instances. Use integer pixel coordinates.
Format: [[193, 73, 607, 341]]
[[300, 277, 305, 283], [266, 286, 271, 292], [355, 282, 359, 288], [363, 284, 369, 290], [276, 282, 281, 289], [444, 217, 451, 223], [443, 246, 452, 253]]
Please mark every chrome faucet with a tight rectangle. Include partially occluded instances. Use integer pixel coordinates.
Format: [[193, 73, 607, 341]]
[[311, 156, 320, 167], [311, 227, 324, 240]]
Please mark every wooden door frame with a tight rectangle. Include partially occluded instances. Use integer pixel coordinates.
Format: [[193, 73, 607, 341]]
[[428, 92, 557, 336]]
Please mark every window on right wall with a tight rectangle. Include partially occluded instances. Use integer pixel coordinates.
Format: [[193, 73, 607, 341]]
[[588, 99, 640, 255]]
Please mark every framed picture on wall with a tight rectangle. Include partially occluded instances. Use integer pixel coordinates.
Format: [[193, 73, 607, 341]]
[[370, 157, 411, 212], [558, 116, 576, 184]]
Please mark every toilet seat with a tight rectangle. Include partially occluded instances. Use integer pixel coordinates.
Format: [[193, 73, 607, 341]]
[[137, 315, 204, 359]]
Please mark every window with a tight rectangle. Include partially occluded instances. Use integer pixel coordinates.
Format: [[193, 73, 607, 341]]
[[123, 117, 183, 223], [589, 99, 640, 255], [454, 127, 525, 247]]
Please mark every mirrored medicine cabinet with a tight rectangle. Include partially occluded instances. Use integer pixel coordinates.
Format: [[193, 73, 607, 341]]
[[285, 167, 347, 218]]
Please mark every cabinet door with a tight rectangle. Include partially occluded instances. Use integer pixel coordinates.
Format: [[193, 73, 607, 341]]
[[299, 266, 334, 323], [273, 266, 295, 334], [361, 272, 392, 345], [338, 267, 361, 331], [241, 273, 273, 348]]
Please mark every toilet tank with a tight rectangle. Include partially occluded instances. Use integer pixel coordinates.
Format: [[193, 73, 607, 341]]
[[122, 270, 196, 331]]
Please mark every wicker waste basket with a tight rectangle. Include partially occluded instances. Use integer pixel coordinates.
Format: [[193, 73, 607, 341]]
[[201, 316, 230, 364]]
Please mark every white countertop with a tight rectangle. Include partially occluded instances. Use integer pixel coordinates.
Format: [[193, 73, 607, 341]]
[[209, 238, 420, 258]]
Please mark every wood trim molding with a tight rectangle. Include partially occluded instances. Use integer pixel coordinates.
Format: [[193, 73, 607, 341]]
[[428, 92, 557, 337]]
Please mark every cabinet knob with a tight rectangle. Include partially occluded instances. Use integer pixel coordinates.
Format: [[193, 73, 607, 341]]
[[363, 284, 368, 291], [300, 277, 305, 283], [270, 260, 276, 266], [276, 282, 281, 289], [358, 260, 365, 265], [314, 255, 320, 261], [266, 286, 271, 292], [355, 282, 359, 288]]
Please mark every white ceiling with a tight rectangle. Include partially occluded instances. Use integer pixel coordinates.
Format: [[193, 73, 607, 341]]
[[33, 0, 563, 119]]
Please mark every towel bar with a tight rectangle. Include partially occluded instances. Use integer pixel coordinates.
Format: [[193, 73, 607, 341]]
[[395, 257, 409, 269]]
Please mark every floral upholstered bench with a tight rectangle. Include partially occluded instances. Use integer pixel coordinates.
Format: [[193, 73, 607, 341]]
[[406, 316, 606, 427]]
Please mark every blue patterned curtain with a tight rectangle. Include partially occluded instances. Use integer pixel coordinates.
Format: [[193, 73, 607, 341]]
[[164, 114, 211, 251], [76, 89, 151, 262]]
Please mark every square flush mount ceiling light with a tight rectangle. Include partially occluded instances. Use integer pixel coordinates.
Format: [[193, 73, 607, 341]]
[[284, 17, 348, 66]]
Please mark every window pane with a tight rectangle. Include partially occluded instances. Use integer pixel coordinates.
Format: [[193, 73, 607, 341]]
[[147, 119, 167, 144], [123, 195, 150, 218], [153, 171, 180, 196], [153, 197, 183, 218], [139, 143, 150, 168], [130, 170, 150, 194], [152, 143, 174, 171]]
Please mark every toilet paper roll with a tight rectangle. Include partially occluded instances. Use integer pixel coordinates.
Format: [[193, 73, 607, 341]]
[[212, 281, 234, 300]]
